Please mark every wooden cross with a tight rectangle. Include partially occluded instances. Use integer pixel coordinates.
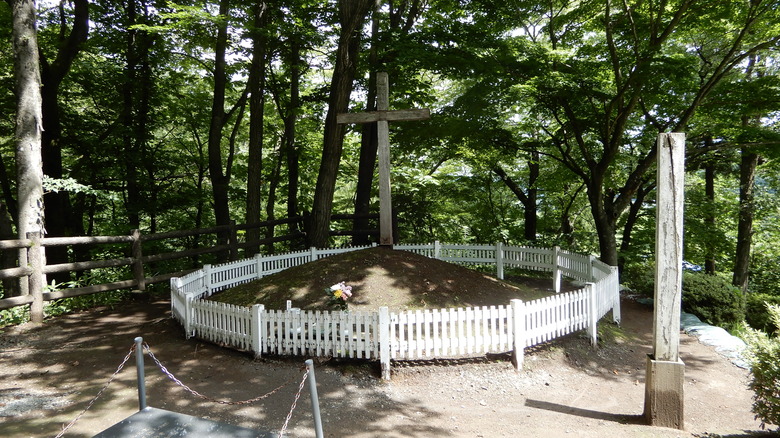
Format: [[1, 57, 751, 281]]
[[337, 72, 430, 245]]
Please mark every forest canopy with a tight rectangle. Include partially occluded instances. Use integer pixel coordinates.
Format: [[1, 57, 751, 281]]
[[2, 0, 779, 295]]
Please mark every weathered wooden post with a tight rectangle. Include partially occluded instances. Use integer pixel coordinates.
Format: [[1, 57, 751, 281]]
[[131, 229, 146, 291], [27, 232, 43, 323], [337, 72, 430, 246], [644, 132, 686, 429]]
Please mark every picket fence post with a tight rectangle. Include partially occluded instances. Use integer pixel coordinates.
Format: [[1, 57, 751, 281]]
[[552, 246, 561, 293], [184, 296, 193, 339], [310, 247, 318, 262], [434, 240, 441, 260], [203, 264, 212, 296], [251, 304, 264, 358], [610, 266, 621, 324], [254, 253, 263, 280], [588, 255, 596, 281], [496, 242, 504, 280], [511, 299, 525, 370], [586, 282, 598, 346], [379, 306, 391, 380]]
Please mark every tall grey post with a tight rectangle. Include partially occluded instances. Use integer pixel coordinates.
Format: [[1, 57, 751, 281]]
[[644, 132, 686, 429]]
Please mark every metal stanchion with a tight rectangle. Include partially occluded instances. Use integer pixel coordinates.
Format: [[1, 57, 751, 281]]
[[304, 359, 324, 438], [134, 337, 147, 410]]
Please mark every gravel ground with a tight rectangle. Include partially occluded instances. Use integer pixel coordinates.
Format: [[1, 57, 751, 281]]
[[0, 296, 775, 438]]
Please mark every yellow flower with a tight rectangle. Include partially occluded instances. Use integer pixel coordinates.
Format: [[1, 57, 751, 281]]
[[333, 289, 343, 299]]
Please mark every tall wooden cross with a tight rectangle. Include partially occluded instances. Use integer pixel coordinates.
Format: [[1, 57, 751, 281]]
[[337, 72, 430, 246]]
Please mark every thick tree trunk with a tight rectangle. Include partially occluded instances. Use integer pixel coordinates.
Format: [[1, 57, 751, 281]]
[[353, 99, 378, 246], [733, 148, 758, 291], [309, 0, 374, 247], [353, 4, 379, 247], [39, 0, 88, 283], [207, 0, 232, 254], [12, 0, 44, 299], [588, 181, 619, 266], [245, 1, 269, 257]]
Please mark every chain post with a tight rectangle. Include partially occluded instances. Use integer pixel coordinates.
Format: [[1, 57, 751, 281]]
[[305, 359, 324, 438], [135, 337, 147, 410]]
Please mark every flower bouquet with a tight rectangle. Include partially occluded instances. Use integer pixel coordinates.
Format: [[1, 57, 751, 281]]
[[326, 281, 352, 311]]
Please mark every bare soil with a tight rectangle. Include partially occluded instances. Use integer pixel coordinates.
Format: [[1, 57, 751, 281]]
[[0, 247, 775, 437], [209, 247, 559, 311]]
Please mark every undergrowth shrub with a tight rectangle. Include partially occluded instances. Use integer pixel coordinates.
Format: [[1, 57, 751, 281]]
[[749, 253, 780, 297], [743, 303, 780, 430], [621, 262, 655, 297], [682, 272, 745, 329], [746, 294, 780, 336]]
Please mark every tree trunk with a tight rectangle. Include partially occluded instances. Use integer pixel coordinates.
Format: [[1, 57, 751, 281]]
[[207, 0, 233, 254], [11, 0, 45, 298], [285, 42, 301, 237], [733, 148, 758, 290], [492, 163, 538, 243], [309, 0, 374, 247], [245, 1, 269, 257], [619, 182, 653, 271], [704, 160, 716, 274], [0, 202, 20, 296], [588, 180, 619, 266], [353, 101, 378, 246], [525, 150, 539, 242], [123, 0, 141, 229], [38, 0, 88, 283], [352, 3, 379, 246], [265, 147, 284, 253]]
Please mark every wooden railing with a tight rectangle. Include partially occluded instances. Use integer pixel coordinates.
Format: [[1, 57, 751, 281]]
[[0, 212, 388, 321], [0, 217, 306, 318]]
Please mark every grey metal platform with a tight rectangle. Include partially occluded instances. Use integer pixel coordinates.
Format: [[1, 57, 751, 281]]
[[93, 406, 275, 437]]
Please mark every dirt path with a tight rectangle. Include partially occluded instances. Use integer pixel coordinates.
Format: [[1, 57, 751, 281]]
[[0, 296, 773, 438]]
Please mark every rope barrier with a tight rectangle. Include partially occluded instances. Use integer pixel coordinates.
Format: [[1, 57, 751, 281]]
[[54, 341, 309, 437]]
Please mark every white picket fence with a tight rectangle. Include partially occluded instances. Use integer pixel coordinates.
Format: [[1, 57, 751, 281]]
[[170, 242, 620, 379]]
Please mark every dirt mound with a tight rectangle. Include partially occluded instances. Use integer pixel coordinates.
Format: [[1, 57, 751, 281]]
[[210, 246, 554, 311]]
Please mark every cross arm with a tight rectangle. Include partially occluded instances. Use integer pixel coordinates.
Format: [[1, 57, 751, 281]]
[[337, 108, 430, 125]]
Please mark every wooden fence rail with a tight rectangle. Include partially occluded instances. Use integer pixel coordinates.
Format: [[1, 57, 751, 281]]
[[0, 213, 392, 321], [0, 218, 309, 317]]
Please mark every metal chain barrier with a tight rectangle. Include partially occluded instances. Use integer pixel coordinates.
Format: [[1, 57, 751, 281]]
[[142, 342, 302, 405], [54, 344, 137, 438], [278, 368, 309, 437], [54, 341, 311, 437]]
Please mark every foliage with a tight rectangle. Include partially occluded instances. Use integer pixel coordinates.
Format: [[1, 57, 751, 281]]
[[746, 294, 780, 335], [742, 304, 780, 430], [44, 290, 131, 319], [750, 253, 780, 297], [0, 306, 29, 328], [0, 288, 130, 327], [620, 262, 656, 298], [622, 264, 748, 330], [682, 272, 746, 329]]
